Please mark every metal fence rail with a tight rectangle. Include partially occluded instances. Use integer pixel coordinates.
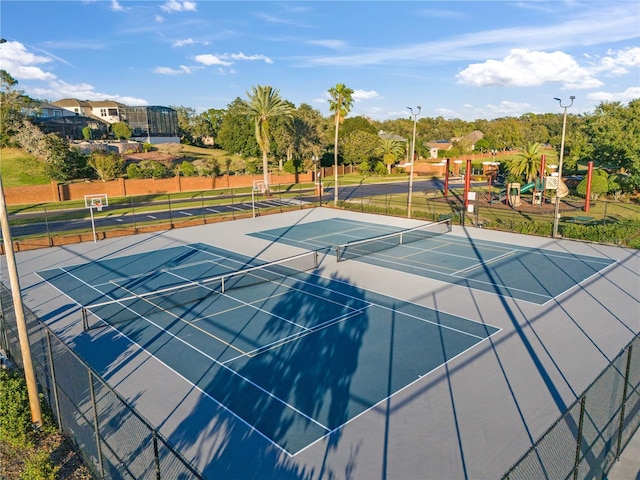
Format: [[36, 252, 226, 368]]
[[0, 283, 205, 479], [503, 333, 640, 480]]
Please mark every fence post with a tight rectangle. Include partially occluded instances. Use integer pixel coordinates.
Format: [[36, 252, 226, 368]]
[[45, 330, 62, 432], [616, 344, 633, 458], [88, 370, 105, 478], [572, 396, 587, 480], [153, 430, 161, 480]]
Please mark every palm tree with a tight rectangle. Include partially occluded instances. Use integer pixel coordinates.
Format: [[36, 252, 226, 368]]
[[375, 138, 406, 174], [328, 83, 354, 205], [509, 142, 544, 183], [243, 85, 293, 192]]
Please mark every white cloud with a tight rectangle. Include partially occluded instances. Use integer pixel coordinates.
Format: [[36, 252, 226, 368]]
[[456, 49, 601, 89], [194, 54, 233, 67], [29, 79, 147, 105], [589, 46, 640, 76], [352, 90, 381, 102], [481, 100, 533, 116], [160, 0, 197, 13], [194, 52, 273, 68], [229, 53, 273, 64], [307, 39, 346, 50], [0, 41, 147, 104], [586, 86, 640, 103], [173, 38, 195, 48], [155, 15, 164, 22], [434, 108, 457, 117], [0, 41, 55, 81], [303, 3, 639, 68], [109, 0, 126, 12], [154, 65, 194, 75]]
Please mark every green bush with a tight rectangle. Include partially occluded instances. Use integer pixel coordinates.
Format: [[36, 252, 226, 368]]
[[486, 218, 553, 237], [21, 450, 58, 480], [177, 161, 196, 177], [0, 370, 34, 449]]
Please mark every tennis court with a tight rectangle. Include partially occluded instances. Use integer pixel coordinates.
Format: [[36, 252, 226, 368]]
[[250, 218, 617, 304], [11, 208, 638, 479], [37, 242, 500, 455]]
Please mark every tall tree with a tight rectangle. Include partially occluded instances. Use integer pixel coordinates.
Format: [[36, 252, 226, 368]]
[[581, 100, 640, 190], [342, 131, 379, 166], [508, 142, 543, 183], [194, 108, 225, 147], [328, 83, 354, 204], [375, 138, 406, 174], [171, 105, 197, 144], [217, 98, 259, 158], [242, 85, 294, 191], [0, 69, 32, 147]]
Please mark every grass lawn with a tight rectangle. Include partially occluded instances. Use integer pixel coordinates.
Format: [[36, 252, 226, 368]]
[[0, 148, 50, 187]]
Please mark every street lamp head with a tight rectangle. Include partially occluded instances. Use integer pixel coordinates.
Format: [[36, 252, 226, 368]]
[[570, 96, 575, 100], [553, 97, 561, 102]]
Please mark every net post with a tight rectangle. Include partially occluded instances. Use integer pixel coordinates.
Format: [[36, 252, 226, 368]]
[[81, 307, 88, 331], [313, 250, 318, 268], [221, 276, 226, 294]]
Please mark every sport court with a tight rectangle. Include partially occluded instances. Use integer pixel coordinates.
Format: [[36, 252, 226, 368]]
[[37, 242, 500, 455], [250, 217, 617, 304], [18, 208, 637, 479]]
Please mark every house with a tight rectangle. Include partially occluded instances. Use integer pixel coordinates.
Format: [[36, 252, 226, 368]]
[[27, 100, 109, 140], [51, 99, 179, 144], [23, 101, 74, 120], [426, 130, 485, 158]]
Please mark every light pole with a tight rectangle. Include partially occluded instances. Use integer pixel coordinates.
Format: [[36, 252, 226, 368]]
[[407, 105, 421, 218], [552, 96, 575, 238]]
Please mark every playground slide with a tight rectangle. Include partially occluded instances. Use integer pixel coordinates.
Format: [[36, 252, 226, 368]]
[[498, 182, 536, 197], [519, 182, 536, 193]]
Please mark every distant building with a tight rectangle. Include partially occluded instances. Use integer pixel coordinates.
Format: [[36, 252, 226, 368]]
[[426, 130, 485, 158], [26, 100, 109, 140], [120, 105, 180, 144], [51, 99, 179, 143]]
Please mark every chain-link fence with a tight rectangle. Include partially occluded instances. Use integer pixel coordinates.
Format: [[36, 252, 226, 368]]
[[0, 283, 205, 479], [503, 333, 640, 480], [4, 182, 316, 252]]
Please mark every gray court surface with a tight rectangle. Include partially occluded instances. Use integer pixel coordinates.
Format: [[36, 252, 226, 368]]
[[5, 207, 639, 479]]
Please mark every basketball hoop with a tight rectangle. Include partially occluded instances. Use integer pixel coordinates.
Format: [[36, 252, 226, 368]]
[[251, 181, 266, 218], [84, 194, 108, 242], [253, 181, 266, 194]]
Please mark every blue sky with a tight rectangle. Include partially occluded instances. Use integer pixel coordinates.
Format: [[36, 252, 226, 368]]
[[1, 1, 639, 121]]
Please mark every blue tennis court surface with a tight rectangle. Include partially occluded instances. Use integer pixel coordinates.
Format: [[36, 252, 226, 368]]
[[249, 218, 617, 304], [37, 242, 500, 455]]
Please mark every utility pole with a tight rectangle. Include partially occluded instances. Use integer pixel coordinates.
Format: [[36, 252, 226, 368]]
[[0, 175, 43, 427]]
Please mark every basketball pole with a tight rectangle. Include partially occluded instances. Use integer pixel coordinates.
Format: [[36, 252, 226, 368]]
[[90, 205, 97, 242], [0, 174, 43, 427]]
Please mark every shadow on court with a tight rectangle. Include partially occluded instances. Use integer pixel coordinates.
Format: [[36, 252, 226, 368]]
[[165, 271, 368, 479]]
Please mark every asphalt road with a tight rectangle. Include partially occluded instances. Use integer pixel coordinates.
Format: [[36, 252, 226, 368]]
[[8, 178, 473, 238]]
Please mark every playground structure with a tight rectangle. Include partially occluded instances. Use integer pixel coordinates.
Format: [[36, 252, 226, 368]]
[[503, 177, 568, 207]]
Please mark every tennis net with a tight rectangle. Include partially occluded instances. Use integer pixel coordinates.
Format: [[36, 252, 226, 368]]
[[336, 219, 451, 262], [82, 250, 319, 331]]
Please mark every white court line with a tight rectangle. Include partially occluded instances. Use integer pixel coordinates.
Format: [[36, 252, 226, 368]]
[[223, 305, 372, 363], [62, 264, 332, 442], [166, 270, 312, 332], [451, 250, 517, 275], [44, 249, 502, 458], [361, 253, 552, 303], [179, 211, 193, 216]]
